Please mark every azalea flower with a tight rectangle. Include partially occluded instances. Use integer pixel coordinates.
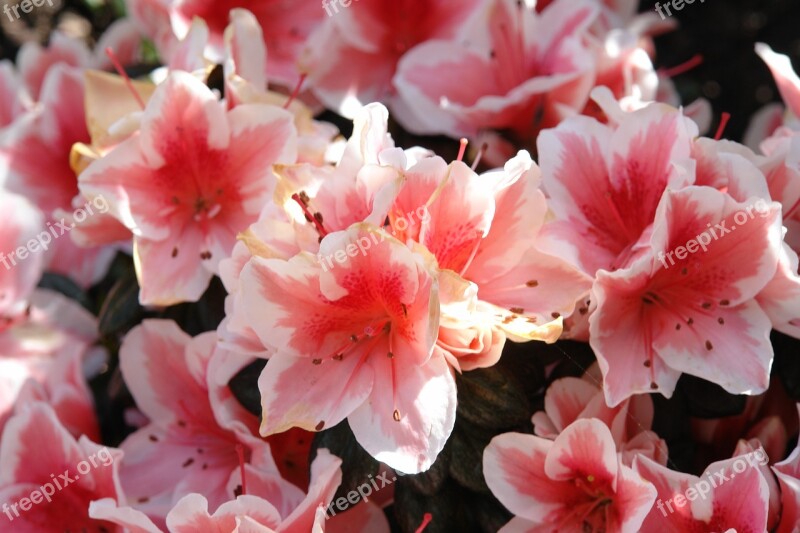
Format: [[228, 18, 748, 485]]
[[79, 70, 297, 305], [484, 418, 657, 532], [634, 452, 771, 532], [394, 0, 598, 146], [590, 186, 782, 406], [755, 44, 800, 125], [240, 224, 454, 474], [537, 99, 698, 276], [90, 448, 347, 532], [389, 150, 590, 348], [0, 402, 124, 531], [0, 289, 101, 442], [127, 0, 322, 87], [302, 0, 484, 118], [0, 61, 29, 130], [531, 372, 668, 466], [0, 64, 117, 287], [115, 320, 293, 522], [0, 190, 44, 318], [218, 102, 398, 356]]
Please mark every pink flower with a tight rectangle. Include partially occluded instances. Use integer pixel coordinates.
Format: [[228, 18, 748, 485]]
[[755, 43, 800, 122], [79, 70, 297, 304], [90, 448, 345, 532], [128, 0, 322, 87], [634, 453, 770, 532], [0, 64, 115, 287], [1, 63, 87, 223], [531, 373, 668, 466], [394, 0, 598, 144], [690, 135, 800, 340], [0, 402, 124, 531], [240, 224, 455, 473], [218, 103, 398, 356], [303, 0, 484, 118], [16, 31, 92, 101], [590, 186, 783, 406], [390, 150, 590, 348], [0, 61, 30, 129], [538, 100, 697, 276], [0, 289, 101, 442], [484, 418, 657, 532], [0, 190, 44, 318], [733, 439, 781, 531], [116, 320, 288, 521]]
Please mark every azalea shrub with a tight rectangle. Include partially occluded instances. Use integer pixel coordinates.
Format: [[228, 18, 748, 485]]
[[2, 0, 800, 532]]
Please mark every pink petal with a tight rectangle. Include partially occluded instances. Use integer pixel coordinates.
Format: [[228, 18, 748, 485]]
[[756, 43, 800, 119], [544, 418, 618, 482], [483, 432, 574, 523], [258, 350, 374, 436], [278, 449, 342, 532], [140, 71, 230, 167], [349, 351, 456, 474]]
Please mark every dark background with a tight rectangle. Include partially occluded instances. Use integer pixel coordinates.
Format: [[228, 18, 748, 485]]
[[648, 0, 800, 141]]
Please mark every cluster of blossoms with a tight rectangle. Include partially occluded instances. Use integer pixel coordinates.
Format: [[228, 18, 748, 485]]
[[1, 0, 800, 531]]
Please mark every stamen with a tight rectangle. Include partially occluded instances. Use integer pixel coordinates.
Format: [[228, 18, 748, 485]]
[[105, 47, 146, 110], [714, 112, 731, 141], [283, 73, 308, 109], [414, 513, 433, 533], [291, 193, 328, 237], [390, 333, 400, 422], [471, 142, 488, 171], [659, 54, 704, 78], [458, 231, 484, 277], [456, 138, 468, 162]]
